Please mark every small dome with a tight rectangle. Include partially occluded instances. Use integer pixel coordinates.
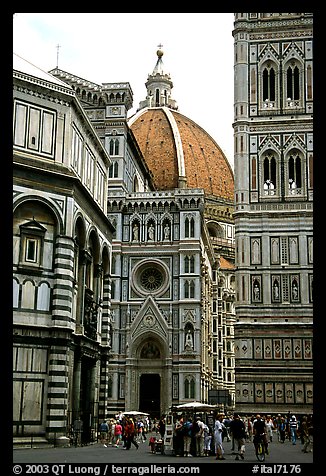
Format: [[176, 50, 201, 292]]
[[129, 106, 234, 200]]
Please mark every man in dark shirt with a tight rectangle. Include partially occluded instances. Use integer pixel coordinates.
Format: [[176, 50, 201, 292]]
[[253, 414, 269, 455], [229, 413, 246, 460]]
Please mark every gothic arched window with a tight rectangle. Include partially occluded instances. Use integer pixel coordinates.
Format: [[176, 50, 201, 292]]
[[288, 152, 302, 193], [109, 161, 118, 178], [155, 89, 160, 106], [184, 255, 195, 273], [263, 66, 275, 101], [263, 152, 277, 195], [185, 216, 195, 238], [184, 280, 195, 299], [287, 65, 300, 100], [109, 138, 119, 156], [185, 377, 195, 399]]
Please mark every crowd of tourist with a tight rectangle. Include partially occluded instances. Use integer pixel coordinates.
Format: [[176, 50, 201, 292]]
[[98, 411, 313, 459]]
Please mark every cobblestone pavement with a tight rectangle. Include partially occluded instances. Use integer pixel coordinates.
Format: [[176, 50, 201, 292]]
[[13, 433, 314, 465]]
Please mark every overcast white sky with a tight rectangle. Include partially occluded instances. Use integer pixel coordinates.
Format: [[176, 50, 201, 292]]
[[13, 13, 235, 169]]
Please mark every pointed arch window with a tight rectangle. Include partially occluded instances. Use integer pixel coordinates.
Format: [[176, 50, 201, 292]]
[[263, 153, 277, 195], [307, 65, 313, 100], [184, 255, 195, 273], [109, 161, 119, 178], [155, 89, 160, 107], [133, 175, 139, 192], [185, 216, 195, 238], [109, 138, 119, 156], [184, 377, 195, 399], [288, 153, 302, 194], [263, 66, 275, 101], [287, 65, 300, 100], [184, 280, 195, 298]]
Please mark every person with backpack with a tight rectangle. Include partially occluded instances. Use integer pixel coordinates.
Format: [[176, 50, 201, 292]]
[[193, 416, 205, 457], [229, 413, 246, 460], [99, 420, 109, 447], [182, 417, 193, 457]]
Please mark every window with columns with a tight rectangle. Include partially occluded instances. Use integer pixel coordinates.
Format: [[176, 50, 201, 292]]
[[184, 377, 195, 399], [184, 255, 195, 273], [109, 138, 119, 155], [286, 151, 303, 196], [262, 151, 278, 196], [185, 216, 195, 238]]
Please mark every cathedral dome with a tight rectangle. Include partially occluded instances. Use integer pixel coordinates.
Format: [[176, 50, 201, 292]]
[[128, 47, 234, 201], [129, 106, 234, 200]]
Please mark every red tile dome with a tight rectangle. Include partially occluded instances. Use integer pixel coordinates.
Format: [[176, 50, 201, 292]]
[[129, 106, 234, 201]]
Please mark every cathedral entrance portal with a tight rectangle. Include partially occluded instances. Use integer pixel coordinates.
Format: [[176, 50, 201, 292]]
[[139, 374, 160, 418]]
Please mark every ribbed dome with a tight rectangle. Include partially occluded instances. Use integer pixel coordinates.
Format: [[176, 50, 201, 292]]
[[129, 106, 234, 200]]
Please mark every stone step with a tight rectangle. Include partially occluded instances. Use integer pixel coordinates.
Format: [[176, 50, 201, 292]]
[[13, 436, 51, 448]]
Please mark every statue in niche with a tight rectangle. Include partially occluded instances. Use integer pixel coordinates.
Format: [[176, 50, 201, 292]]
[[273, 280, 279, 300], [148, 223, 155, 241], [164, 223, 170, 240], [292, 280, 298, 300], [185, 329, 194, 349], [253, 281, 260, 301], [133, 223, 139, 241]]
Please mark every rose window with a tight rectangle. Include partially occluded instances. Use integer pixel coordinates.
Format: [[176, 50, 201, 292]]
[[131, 259, 170, 296], [140, 267, 163, 291]]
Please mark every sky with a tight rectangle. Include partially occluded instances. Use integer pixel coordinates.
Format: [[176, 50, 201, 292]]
[[13, 13, 235, 169]]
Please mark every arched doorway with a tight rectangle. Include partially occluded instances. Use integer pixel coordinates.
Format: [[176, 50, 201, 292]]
[[139, 374, 160, 418]]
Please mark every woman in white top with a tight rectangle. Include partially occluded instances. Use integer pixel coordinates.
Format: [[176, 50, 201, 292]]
[[214, 413, 226, 460], [265, 415, 275, 442]]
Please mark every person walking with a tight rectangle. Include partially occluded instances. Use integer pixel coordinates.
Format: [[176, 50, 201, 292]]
[[124, 417, 139, 450], [112, 419, 123, 447], [136, 419, 146, 442], [214, 413, 226, 460], [157, 416, 166, 440], [301, 416, 312, 453], [99, 419, 109, 447], [289, 415, 298, 445], [278, 417, 286, 443], [265, 415, 275, 442], [229, 413, 246, 460], [107, 418, 116, 446]]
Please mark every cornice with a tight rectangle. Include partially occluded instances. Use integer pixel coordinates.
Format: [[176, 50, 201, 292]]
[[13, 83, 71, 107], [13, 71, 75, 98]]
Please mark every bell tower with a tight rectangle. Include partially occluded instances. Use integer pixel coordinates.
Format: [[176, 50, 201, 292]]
[[233, 13, 313, 415]]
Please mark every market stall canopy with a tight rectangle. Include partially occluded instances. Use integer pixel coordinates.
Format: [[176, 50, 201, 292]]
[[174, 401, 216, 411]]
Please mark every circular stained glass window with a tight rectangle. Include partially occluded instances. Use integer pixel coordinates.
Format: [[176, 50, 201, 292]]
[[140, 267, 163, 291], [131, 259, 170, 296]]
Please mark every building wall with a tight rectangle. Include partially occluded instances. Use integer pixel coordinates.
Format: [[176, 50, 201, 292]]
[[13, 62, 113, 441], [233, 13, 313, 414]]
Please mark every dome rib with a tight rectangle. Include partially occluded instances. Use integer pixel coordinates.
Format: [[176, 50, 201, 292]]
[[162, 107, 186, 187]]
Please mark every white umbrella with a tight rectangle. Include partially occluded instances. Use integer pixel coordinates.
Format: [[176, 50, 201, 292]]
[[174, 401, 216, 411], [123, 410, 149, 416]]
